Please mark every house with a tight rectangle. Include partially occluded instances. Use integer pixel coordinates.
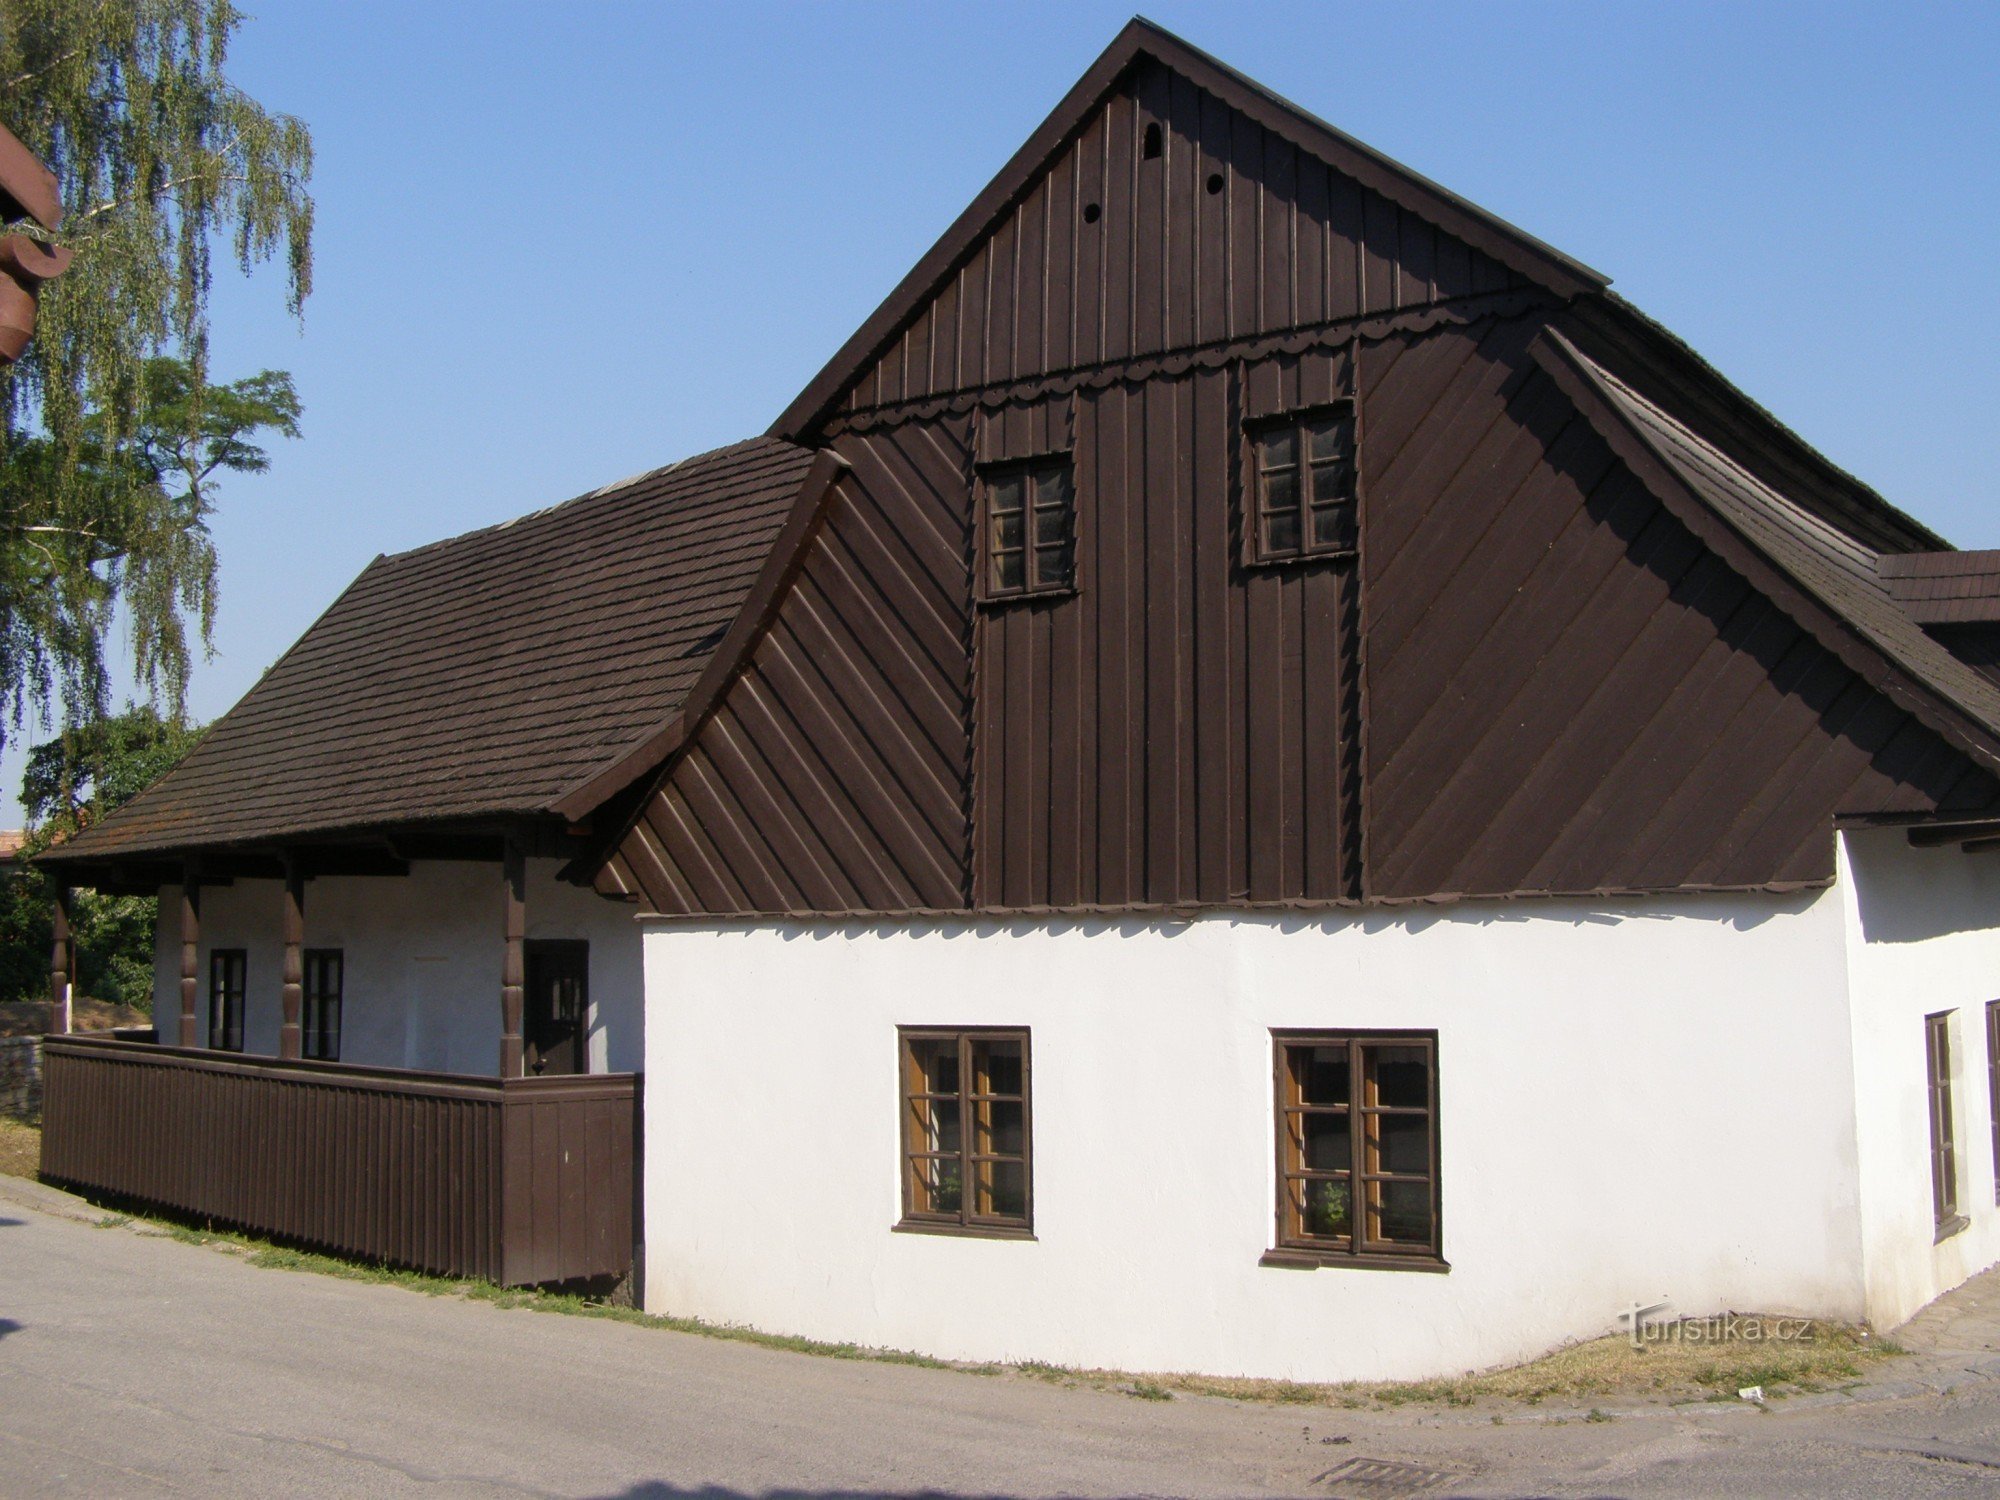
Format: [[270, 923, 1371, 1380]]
[[35, 20, 2000, 1382]]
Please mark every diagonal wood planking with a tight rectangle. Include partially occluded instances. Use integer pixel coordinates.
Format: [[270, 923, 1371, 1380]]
[[618, 425, 977, 915], [1361, 317, 1996, 899]]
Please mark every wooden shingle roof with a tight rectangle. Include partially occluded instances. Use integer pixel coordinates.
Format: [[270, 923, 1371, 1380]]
[[47, 436, 818, 862], [1877, 551, 2000, 626]]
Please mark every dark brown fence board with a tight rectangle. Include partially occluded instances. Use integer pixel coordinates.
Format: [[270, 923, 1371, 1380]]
[[39, 1037, 636, 1287]]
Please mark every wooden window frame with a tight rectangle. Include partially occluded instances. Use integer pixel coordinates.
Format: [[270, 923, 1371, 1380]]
[[1262, 1029, 1446, 1272], [1242, 400, 1357, 568], [1927, 1010, 1966, 1240], [302, 947, 343, 1062], [976, 456, 1076, 604], [1987, 1000, 2000, 1207], [895, 1026, 1034, 1239], [208, 948, 245, 1053]]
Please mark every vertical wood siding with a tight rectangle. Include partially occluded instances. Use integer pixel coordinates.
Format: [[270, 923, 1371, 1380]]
[[840, 60, 1521, 417], [39, 1037, 639, 1286], [973, 361, 1362, 909], [617, 307, 1995, 915]]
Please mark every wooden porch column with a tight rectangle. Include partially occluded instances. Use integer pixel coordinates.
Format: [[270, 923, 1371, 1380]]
[[178, 872, 200, 1047], [500, 841, 525, 1078], [49, 883, 71, 1035], [278, 859, 304, 1059]]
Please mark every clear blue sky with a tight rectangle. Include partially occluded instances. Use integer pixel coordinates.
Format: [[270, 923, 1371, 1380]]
[[8, 1, 1999, 816]]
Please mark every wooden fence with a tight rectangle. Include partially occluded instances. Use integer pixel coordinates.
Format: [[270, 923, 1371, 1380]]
[[39, 1034, 639, 1286]]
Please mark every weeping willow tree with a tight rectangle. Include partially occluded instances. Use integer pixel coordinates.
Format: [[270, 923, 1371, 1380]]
[[0, 0, 312, 739]]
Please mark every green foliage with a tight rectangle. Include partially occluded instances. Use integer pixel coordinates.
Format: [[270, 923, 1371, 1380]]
[[0, 703, 203, 1006], [23, 697, 207, 826], [0, 0, 312, 733]]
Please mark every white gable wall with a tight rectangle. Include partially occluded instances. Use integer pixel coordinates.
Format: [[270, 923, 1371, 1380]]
[[638, 889, 1864, 1383], [150, 859, 644, 1075], [1839, 828, 2000, 1330]]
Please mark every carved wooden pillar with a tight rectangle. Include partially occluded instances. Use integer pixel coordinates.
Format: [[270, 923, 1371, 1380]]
[[500, 841, 525, 1078], [278, 859, 304, 1059], [178, 871, 200, 1047], [48, 883, 71, 1035]]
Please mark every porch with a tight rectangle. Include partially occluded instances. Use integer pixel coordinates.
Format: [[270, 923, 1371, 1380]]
[[39, 1033, 640, 1285]]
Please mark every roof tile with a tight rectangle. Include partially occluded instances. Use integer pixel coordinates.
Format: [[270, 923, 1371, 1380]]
[[53, 436, 815, 860]]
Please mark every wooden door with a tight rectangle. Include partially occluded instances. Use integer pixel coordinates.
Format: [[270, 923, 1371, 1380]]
[[523, 940, 588, 1076]]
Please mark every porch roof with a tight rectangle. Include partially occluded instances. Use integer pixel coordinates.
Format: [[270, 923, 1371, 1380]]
[[45, 435, 818, 866]]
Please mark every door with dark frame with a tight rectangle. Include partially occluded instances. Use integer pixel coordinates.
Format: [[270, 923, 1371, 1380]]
[[523, 940, 589, 1076]]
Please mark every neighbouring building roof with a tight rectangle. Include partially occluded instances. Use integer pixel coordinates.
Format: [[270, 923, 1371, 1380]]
[[1876, 550, 2000, 625], [47, 437, 818, 862]]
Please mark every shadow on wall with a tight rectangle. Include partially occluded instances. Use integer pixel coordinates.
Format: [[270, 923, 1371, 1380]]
[[1848, 829, 2000, 945], [0, 1318, 21, 1339], [591, 1489, 1080, 1500], [770, 886, 1825, 949]]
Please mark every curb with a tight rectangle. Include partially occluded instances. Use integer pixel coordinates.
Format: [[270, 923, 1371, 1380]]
[[0, 1171, 99, 1223]]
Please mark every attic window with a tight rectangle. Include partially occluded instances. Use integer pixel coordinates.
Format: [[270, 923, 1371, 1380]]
[[1142, 123, 1163, 160], [979, 457, 1075, 603], [1246, 404, 1357, 565]]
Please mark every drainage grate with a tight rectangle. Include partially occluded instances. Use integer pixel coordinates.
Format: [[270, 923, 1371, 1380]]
[[1311, 1456, 1469, 1498]]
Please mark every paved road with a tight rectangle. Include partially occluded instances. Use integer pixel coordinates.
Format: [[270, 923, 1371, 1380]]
[[1, 1181, 1998, 1498]]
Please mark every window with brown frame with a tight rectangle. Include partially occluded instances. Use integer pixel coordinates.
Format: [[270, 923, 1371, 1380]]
[[897, 1028, 1031, 1236], [208, 949, 245, 1052], [1247, 404, 1356, 565], [978, 459, 1074, 602], [1987, 1001, 1999, 1206], [1267, 1031, 1442, 1269], [1926, 1010, 1963, 1236], [303, 948, 343, 1062]]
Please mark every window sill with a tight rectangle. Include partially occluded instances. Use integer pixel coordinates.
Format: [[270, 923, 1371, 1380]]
[[1241, 547, 1357, 573], [1935, 1214, 1970, 1244], [1259, 1247, 1450, 1275], [976, 585, 1078, 610], [892, 1219, 1037, 1243]]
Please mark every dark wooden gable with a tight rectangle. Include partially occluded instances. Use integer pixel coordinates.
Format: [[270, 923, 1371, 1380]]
[[594, 442, 974, 915], [591, 28, 2000, 918], [832, 57, 1531, 424]]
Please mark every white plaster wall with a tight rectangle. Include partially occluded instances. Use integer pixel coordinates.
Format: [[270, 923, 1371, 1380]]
[[150, 860, 644, 1075], [1839, 829, 2000, 1331], [641, 891, 1864, 1383]]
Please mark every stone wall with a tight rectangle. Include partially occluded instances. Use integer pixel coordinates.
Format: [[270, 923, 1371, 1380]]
[[0, 1035, 40, 1120]]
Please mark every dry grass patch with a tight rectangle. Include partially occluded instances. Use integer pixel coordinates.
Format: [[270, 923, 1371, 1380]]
[[1344, 1319, 1890, 1406], [0, 1117, 40, 1179], [1019, 1318, 1896, 1410]]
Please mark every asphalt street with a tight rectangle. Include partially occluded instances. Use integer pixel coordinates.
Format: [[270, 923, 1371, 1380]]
[[1, 1178, 1997, 1498]]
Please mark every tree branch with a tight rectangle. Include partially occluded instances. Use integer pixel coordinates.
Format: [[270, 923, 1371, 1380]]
[[75, 154, 247, 224]]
